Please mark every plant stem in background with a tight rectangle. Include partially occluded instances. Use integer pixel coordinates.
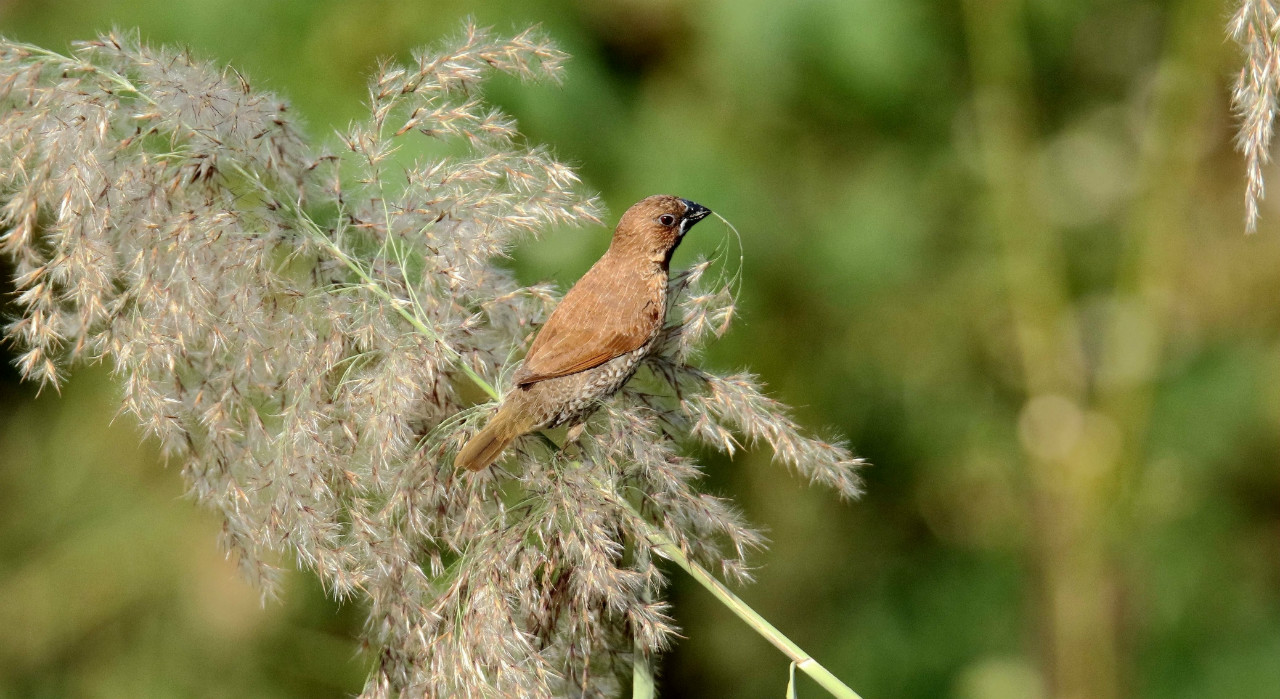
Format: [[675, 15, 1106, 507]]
[[961, 0, 1118, 696], [962, 0, 1226, 697]]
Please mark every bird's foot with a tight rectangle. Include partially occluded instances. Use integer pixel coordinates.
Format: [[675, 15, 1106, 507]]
[[558, 423, 586, 461]]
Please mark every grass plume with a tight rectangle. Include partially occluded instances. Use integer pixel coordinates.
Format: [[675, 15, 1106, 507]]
[[0, 25, 862, 697], [1231, 0, 1280, 232]]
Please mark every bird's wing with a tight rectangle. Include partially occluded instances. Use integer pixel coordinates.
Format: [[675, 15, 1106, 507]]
[[513, 266, 660, 386]]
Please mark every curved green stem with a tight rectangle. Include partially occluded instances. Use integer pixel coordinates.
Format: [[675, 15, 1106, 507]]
[[612, 495, 862, 699]]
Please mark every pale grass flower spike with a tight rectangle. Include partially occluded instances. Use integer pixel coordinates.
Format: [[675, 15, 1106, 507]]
[[0, 25, 863, 698], [1231, 0, 1280, 232]]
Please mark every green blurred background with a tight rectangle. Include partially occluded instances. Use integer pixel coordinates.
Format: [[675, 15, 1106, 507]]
[[2, 0, 1278, 697]]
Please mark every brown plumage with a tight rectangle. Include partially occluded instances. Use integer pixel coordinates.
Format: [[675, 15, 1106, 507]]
[[454, 194, 712, 471]]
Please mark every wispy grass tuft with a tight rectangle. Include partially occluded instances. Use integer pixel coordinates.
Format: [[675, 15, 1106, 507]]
[[0, 25, 862, 697], [1231, 0, 1280, 232]]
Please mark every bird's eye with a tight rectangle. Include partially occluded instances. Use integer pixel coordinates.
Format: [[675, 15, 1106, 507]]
[[658, 214, 676, 227]]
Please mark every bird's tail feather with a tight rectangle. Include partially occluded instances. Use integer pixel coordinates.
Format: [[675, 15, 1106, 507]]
[[454, 405, 534, 471]]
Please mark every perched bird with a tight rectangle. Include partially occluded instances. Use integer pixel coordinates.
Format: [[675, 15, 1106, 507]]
[[454, 195, 712, 471]]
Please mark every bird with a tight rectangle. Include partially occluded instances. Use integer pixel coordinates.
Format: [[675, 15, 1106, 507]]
[[454, 194, 712, 472]]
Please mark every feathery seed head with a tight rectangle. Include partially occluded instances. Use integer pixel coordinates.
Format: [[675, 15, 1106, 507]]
[[0, 25, 861, 697]]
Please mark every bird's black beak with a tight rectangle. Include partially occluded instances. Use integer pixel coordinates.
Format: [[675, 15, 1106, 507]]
[[679, 199, 712, 234]]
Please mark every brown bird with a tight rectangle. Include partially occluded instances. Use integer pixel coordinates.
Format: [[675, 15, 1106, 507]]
[[454, 195, 712, 471]]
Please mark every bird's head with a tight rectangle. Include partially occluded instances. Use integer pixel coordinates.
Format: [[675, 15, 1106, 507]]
[[611, 194, 712, 264]]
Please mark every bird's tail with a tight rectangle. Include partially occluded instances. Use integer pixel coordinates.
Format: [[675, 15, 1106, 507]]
[[454, 403, 535, 471]]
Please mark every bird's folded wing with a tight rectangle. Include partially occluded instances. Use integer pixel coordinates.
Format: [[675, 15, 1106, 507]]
[[513, 272, 659, 386]]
